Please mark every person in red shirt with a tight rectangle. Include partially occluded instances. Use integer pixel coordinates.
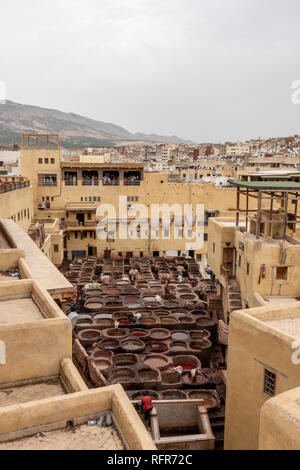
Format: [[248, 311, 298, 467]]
[[141, 393, 153, 430]]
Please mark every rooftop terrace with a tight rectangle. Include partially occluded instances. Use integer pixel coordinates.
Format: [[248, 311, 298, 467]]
[[0, 219, 73, 296]]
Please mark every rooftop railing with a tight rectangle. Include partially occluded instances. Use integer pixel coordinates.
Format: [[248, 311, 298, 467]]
[[0, 179, 30, 194]]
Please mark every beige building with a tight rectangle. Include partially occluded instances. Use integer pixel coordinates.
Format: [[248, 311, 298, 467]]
[[20, 133, 238, 261], [225, 302, 300, 450]]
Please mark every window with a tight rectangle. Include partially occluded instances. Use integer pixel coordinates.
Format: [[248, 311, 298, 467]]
[[75, 232, 78, 239], [87, 213, 91, 220], [38, 158, 43, 164], [51, 158, 55, 164], [54, 244, 59, 253], [247, 262, 250, 276], [38, 174, 57, 186], [264, 369, 276, 397], [213, 242, 215, 253], [97, 197, 101, 201], [44, 158, 49, 164], [178, 229, 183, 238], [82, 232, 87, 238], [164, 230, 169, 238], [239, 255, 241, 267], [276, 266, 288, 280], [204, 233, 208, 242]]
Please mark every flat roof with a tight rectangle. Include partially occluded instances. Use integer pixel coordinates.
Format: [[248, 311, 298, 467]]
[[0, 228, 13, 249], [0, 220, 73, 296], [66, 203, 96, 211], [0, 423, 124, 450], [245, 170, 300, 176], [0, 298, 44, 324], [61, 162, 144, 169], [0, 379, 65, 407], [228, 179, 300, 191], [265, 316, 300, 338]]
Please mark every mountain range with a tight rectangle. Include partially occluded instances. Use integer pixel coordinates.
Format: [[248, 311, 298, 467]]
[[0, 100, 194, 147]]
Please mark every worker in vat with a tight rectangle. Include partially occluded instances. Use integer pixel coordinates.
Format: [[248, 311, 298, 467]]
[[189, 368, 200, 383], [141, 393, 153, 431], [68, 311, 79, 337], [178, 273, 183, 284], [127, 312, 137, 324]]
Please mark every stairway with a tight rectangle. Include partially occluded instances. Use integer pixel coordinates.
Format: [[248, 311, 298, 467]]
[[227, 282, 242, 314], [209, 407, 225, 450]]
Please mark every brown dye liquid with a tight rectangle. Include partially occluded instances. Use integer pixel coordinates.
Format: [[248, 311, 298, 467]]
[[95, 360, 110, 370], [171, 332, 188, 341], [122, 342, 142, 351], [144, 357, 166, 368], [151, 331, 167, 339]]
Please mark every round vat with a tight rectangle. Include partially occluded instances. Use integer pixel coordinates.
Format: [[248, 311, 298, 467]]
[[84, 299, 104, 312], [113, 354, 138, 367], [98, 338, 120, 353], [92, 349, 113, 360], [93, 316, 114, 327], [103, 328, 128, 339], [181, 371, 209, 385], [187, 390, 218, 408], [77, 315, 92, 324], [121, 339, 145, 353], [130, 329, 150, 340], [143, 354, 170, 370], [178, 316, 195, 324], [93, 358, 111, 371], [110, 367, 135, 383], [171, 331, 189, 342], [77, 329, 101, 346], [179, 294, 197, 300], [131, 390, 161, 400], [190, 330, 210, 341], [145, 342, 169, 354], [195, 317, 216, 329], [173, 355, 201, 370], [161, 372, 181, 385], [149, 328, 170, 341], [137, 369, 159, 381], [139, 317, 157, 326], [170, 342, 188, 352], [161, 390, 187, 400], [160, 317, 178, 325]]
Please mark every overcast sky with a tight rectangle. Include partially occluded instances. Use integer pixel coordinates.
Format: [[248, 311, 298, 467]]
[[1, 0, 300, 143]]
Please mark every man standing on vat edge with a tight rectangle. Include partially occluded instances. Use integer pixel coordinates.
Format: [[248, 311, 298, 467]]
[[141, 393, 153, 431]]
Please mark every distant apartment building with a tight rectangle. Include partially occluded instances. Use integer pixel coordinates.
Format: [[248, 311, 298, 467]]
[[226, 143, 251, 156]]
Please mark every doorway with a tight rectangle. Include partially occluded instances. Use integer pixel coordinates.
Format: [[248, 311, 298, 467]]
[[76, 213, 84, 226]]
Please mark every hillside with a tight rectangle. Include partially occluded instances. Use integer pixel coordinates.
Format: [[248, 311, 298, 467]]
[[0, 101, 194, 147]]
